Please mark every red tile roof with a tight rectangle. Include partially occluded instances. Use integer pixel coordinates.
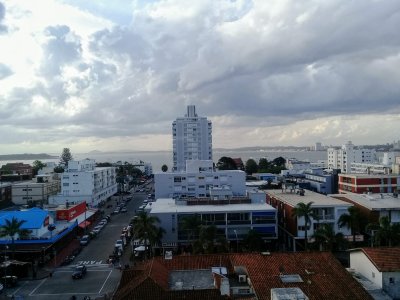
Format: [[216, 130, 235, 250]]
[[114, 252, 372, 300], [358, 247, 400, 272]]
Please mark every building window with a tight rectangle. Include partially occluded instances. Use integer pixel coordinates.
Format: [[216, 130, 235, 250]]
[[372, 272, 375, 278], [389, 277, 395, 284]]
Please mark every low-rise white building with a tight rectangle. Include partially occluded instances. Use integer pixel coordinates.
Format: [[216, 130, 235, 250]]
[[148, 191, 277, 248], [49, 159, 117, 207], [154, 160, 246, 199], [12, 178, 60, 206], [266, 189, 353, 251], [328, 141, 377, 173], [350, 248, 400, 299]]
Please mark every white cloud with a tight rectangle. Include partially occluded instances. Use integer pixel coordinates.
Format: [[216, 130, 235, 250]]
[[0, 0, 400, 155]]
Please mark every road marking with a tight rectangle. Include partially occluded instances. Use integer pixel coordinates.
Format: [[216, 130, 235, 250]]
[[98, 269, 113, 294], [29, 278, 47, 296], [77, 260, 103, 265]]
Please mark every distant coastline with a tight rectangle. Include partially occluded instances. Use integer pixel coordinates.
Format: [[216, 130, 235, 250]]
[[0, 153, 58, 161]]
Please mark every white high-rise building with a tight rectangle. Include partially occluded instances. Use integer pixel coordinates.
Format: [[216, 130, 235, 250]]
[[172, 105, 212, 171], [327, 141, 377, 173]]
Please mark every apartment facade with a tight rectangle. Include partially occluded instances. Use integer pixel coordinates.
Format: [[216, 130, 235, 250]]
[[327, 141, 376, 173], [266, 189, 352, 251], [172, 105, 212, 171], [12, 178, 60, 206], [149, 195, 277, 248], [338, 173, 400, 194], [332, 193, 400, 225], [49, 159, 117, 207], [155, 160, 246, 199]]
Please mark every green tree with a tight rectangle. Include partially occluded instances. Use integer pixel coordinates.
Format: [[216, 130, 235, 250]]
[[258, 158, 269, 172], [245, 159, 258, 175], [131, 212, 162, 258], [272, 157, 286, 167], [32, 160, 46, 176], [96, 162, 112, 167], [292, 201, 319, 251], [193, 225, 218, 254], [180, 214, 202, 251], [367, 216, 400, 247], [216, 157, 237, 170], [59, 148, 73, 167], [243, 229, 264, 252], [312, 223, 347, 251], [338, 206, 361, 245], [53, 165, 64, 173], [0, 217, 30, 258], [0, 165, 12, 175], [161, 164, 168, 172]]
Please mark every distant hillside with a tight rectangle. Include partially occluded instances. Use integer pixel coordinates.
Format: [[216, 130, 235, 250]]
[[0, 153, 58, 160]]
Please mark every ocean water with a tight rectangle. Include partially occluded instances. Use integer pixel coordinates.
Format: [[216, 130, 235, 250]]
[[0, 150, 327, 173]]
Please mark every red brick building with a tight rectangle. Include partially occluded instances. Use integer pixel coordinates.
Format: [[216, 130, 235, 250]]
[[339, 173, 400, 194]]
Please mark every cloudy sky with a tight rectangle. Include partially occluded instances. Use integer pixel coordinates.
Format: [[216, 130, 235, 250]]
[[1, 0, 399, 154]]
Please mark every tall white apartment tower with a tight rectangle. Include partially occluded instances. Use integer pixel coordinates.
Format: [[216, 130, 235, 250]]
[[172, 105, 212, 171]]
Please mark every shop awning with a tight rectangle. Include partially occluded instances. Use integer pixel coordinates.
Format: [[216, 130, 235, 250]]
[[78, 220, 91, 228]]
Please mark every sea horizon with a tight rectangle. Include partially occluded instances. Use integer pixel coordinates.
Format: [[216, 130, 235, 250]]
[[0, 149, 328, 173]]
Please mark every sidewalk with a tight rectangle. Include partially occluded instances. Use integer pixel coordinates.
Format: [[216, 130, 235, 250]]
[[35, 239, 81, 279]]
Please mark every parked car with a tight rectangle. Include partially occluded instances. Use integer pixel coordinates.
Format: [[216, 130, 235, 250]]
[[61, 255, 75, 266], [115, 239, 124, 252], [72, 247, 82, 256], [112, 208, 120, 215], [80, 235, 90, 246], [92, 226, 102, 234], [72, 265, 87, 279], [0, 276, 18, 287], [120, 207, 128, 213]]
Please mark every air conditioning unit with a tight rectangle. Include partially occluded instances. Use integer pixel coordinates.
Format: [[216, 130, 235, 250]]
[[238, 275, 246, 283]]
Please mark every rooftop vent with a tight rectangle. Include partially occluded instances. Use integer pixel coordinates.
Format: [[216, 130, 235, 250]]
[[238, 274, 247, 283], [280, 274, 304, 283]]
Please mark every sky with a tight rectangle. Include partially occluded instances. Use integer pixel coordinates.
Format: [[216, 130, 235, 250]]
[[0, 0, 399, 154]]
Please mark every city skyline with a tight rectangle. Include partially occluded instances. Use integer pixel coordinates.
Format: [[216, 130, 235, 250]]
[[1, 0, 400, 155]]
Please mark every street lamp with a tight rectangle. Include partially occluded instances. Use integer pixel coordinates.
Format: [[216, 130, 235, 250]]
[[233, 230, 239, 253], [4, 245, 8, 290]]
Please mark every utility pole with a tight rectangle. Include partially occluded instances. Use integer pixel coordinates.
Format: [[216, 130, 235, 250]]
[[234, 230, 239, 253]]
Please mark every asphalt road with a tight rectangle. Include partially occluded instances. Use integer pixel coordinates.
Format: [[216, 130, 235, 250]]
[[3, 188, 148, 300]]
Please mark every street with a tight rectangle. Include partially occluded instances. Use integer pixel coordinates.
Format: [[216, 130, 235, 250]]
[[2, 188, 148, 300]]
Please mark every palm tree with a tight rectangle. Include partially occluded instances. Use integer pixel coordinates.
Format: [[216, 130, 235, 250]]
[[131, 212, 162, 258], [367, 216, 400, 247], [243, 229, 264, 252], [292, 201, 318, 251], [180, 214, 202, 252], [338, 206, 360, 245], [312, 223, 347, 251], [0, 217, 28, 258], [193, 225, 217, 254]]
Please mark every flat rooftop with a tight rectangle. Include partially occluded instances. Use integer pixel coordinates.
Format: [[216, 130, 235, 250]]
[[169, 270, 214, 290], [267, 189, 352, 208], [332, 193, 400, 210], [339, 173, 400, 178], [149, 198, 275, 214]]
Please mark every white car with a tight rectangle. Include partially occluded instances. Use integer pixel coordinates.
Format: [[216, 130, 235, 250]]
[[115, 239, 124, 252], [80, 235, 90, 246], [92, 226, 102, 234]]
